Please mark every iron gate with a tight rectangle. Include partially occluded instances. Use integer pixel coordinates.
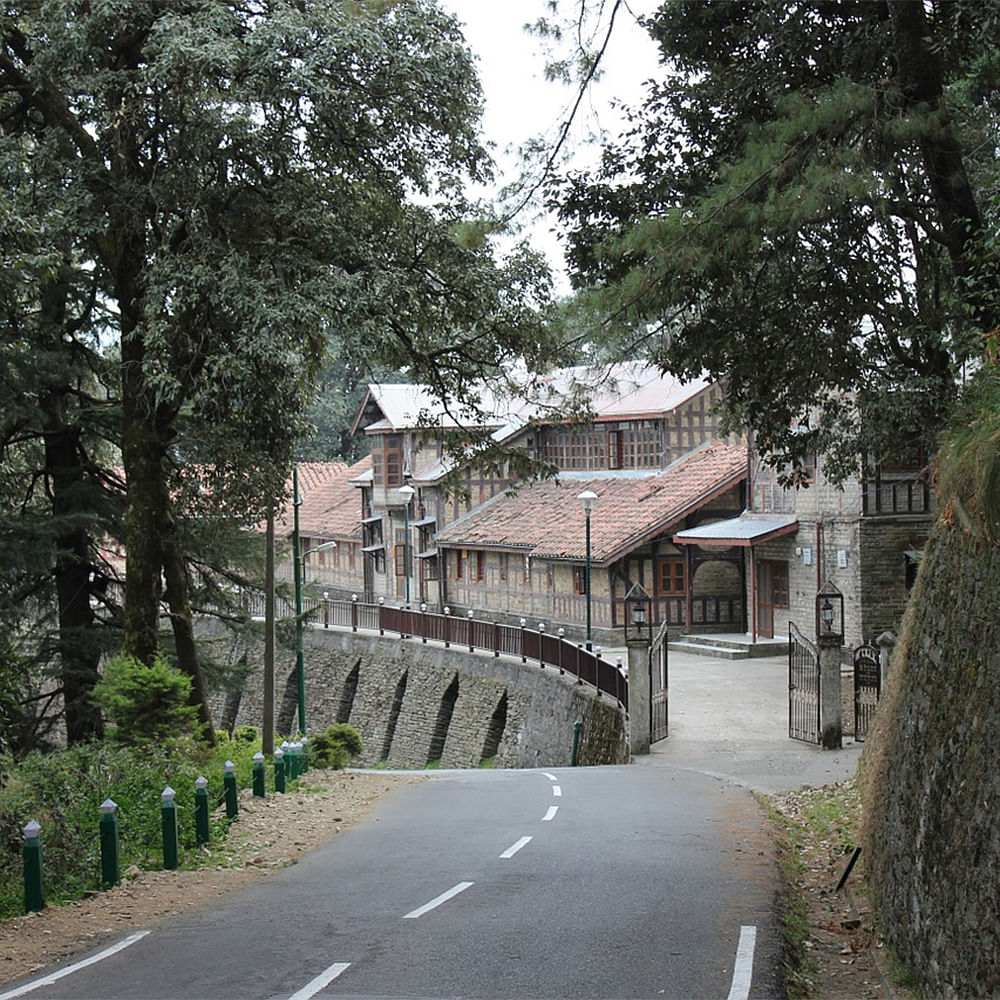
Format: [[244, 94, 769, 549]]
[[649, 622, 669, 743], [852, 642, 881, 741], [789, 621, 820, 743]]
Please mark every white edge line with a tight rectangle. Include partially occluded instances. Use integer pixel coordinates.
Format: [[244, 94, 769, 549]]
[[500, 836, 532, 859], [552, 785, 562, 797], [542, 805, 558, 822], [287, 962, 351, 1000], [0, 930, 151, 1000], [726, 924, 757, 1000], [403, 881, 474, 919]]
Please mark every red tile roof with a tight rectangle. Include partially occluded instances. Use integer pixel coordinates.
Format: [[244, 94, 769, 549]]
[[276, 457, 370, 540], [434, 443, 747, 564]]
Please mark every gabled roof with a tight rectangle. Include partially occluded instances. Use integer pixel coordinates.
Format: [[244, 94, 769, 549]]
[[434, 442, 747, 564], [349, 363, 713, 439], [277, 457, 370, 540]]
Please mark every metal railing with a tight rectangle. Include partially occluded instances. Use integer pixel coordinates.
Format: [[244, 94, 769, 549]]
[[247, 593, 628, 710]]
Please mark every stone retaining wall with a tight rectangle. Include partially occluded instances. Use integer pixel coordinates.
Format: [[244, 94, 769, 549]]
[[861, 516, 1000, 996], [201, 623, 627, 769]]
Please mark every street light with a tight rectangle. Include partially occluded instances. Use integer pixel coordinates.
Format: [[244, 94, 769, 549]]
[[398, 484, 415, 607], [577, 490, 598, 650], [293, 537, 336, 737]]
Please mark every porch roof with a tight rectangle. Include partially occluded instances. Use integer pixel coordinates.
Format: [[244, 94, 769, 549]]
[[673, 513, 798, 547]]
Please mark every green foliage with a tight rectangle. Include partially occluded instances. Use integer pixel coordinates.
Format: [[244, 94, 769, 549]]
[[554, 0, 999, 481], [90, 655, 201, 746], [309, 724, 363, 769], [0, 736, 272, 920], [936, 363, 1000, 541]]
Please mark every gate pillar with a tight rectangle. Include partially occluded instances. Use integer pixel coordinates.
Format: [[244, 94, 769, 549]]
[[877, 630, 897, 688], [627, 639, 651, 756], [818, 635, 843, 750]]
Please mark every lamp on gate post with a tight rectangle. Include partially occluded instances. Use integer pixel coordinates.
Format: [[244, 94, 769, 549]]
[[816, 580, 844, 642], [398, 484, 415, 607], [577, 490, 598, 650]]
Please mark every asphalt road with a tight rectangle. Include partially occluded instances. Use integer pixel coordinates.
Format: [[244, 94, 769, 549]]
[[2, 765, 784, 1000]]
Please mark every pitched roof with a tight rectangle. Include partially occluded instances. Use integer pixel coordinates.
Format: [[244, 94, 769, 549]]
[[434, 442, 747, 564], [350, 363, 712, 438], [276, 457, 370, 540]]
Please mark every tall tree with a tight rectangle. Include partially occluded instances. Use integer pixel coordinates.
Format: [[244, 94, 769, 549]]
[[554, 0, 1000, 480], [2, 0, 554, 726]]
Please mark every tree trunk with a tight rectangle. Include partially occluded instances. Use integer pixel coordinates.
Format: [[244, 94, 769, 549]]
[[888, 0, 996, 332], [38, 272, 104, 743], [162, 532, 216, 744]]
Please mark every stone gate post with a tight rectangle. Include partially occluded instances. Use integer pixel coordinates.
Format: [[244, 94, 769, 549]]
[[818, 635, 843, 750]]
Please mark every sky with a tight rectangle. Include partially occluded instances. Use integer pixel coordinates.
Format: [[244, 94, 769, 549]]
[[437, 1, 663, 292]]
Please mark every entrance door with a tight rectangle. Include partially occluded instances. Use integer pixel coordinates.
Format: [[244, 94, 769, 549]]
[[756, 559, 789, 640], [756, 561, 775, 639]]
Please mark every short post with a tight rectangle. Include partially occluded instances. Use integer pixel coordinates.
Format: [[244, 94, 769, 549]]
[[22, 820, 44, 913], [557, 628, 565, 674], [274, 747, 286, 793], [571, 719, 582, 767], [194, 776, 210, 844], [538, 623, 546, 667], [323, 591, 329, 628], [519, 618, 527, 663], [300, 736, 310, 773], [443, 606, 451, 647], [468, 609, 475, 652], [378, 596, 385, 636], [223, 760, 239, 819], [99, 799, 120, 887], [252, 752, 266, 797], [421, 603, 427, 643], [161, 786, 179, 870], [352, 593, 359, 632]]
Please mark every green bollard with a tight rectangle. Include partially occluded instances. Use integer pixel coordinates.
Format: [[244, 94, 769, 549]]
[[252, 753, 266, 798], [194, 776, 210, 844], [571, 718, 583, 767], [161, 787, 179, 870], [289, 741, 301, 781], [299, 737, 310, 774], [22, 820, 44, 913], [223, 760, 238, 820], [99, 799, 120, 886], [273, 748, 286, 793]]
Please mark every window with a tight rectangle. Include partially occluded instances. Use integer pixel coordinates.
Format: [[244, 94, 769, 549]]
[[455, 550, 465, 580], [573, 565, 588, 595], [394, 528, 408, 579], [657, 557, 686, 596], [422, 555, 439, 582], [499, 553, 508, 583], [372, 434, 404, 487], [473, 551, 485, 582]]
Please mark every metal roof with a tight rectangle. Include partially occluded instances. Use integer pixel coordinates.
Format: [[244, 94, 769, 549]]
[[673, 514, 799, 547]]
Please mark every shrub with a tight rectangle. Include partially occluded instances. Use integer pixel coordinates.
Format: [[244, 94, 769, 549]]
[[309, 724, 362, 769], [91, 654, 201, 746]]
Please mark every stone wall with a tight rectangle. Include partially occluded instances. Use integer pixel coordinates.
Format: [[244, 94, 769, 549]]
[[861, 516, 1000, 997], [201, 623, 627, 769]]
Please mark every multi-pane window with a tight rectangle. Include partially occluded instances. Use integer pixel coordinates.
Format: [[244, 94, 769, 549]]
[[657, 557, 686, 596], [573, 565, 587, 595]]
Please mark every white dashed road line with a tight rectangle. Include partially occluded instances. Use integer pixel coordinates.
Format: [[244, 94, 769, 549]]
[[0, 931, 150, 1000], [286, 962, 351, 1000], [552, 785, 562, 797], [726, 924, 757, 1000], [500, 836, 533, 859], [542, 805, 558, 822], [543, 772, 558, 781], [403, 881, 475, 919]]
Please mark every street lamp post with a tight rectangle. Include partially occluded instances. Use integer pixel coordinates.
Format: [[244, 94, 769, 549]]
[[577, 490, 598, 650], [292, 462, 337, 738], [398, 484, 415, 607]]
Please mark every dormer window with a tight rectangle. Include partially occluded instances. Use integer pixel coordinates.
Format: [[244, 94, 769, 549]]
[[372, 433, 404, 487]]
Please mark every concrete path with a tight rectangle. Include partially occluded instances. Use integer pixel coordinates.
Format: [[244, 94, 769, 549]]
[[624, 648, 863, 795]]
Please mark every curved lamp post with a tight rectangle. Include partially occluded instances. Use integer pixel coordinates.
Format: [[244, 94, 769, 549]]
[[398, 483, 415, 607], [577, 490, 598, 650]]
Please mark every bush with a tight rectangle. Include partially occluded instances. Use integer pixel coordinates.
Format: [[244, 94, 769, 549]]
[[90, 654, 201, 746], [309, 724, 362, 769]]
